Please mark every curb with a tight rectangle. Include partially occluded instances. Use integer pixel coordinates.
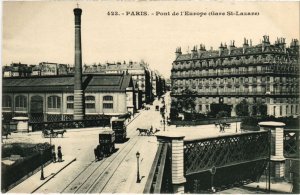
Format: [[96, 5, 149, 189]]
[[126, 112, 141, 126], [242, 184, 292, 194], [31, 158, 77, 193]]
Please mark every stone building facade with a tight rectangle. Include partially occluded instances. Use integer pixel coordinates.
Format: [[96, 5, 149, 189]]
[[171, 36, 299, 117], [84, 61, 156, 103], [2, 74, 136, 123]]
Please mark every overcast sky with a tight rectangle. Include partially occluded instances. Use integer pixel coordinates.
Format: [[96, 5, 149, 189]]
[[2, 1, 300, 78]]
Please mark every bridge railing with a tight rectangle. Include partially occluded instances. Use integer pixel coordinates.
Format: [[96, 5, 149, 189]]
[[184, 131, 269, 175], [284, 129, 300, 159], [143, 143, 171, 194], [29, 118, 111, 131]]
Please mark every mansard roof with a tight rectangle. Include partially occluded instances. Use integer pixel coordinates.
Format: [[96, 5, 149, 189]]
[[2, 74, 133, 93], [175, 43, 298, 62]]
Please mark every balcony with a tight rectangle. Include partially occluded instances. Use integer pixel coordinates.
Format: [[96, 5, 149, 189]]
[[171, 91, 300, 97]]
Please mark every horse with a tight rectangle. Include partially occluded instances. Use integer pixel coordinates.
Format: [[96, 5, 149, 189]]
[[56, 129, 67, 137], [136, 128, 148, 136]]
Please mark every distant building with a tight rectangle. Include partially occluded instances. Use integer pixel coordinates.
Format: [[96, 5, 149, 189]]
[[171, 36, 299, 117], [2, 63, 32, 77], [151, 70, 166, 98], [2, 74, 137, 123], [84, 61, 155, 103], [3, 62, 72, 77], [38, 62, 69, 76], [165, 78, 172, 91]]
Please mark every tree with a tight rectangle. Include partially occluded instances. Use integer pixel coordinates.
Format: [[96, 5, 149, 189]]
[[251, 101, 267, 116], [235, 99, 250, 116], [181, 88, 196, 113], [216, 110, 228, 118]]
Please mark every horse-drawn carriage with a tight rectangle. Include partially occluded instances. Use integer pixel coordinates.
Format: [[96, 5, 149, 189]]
[[136, 126, 160, 136], [111, 118, 127, 143], [94, 131, 115, 161], [42, 129, 67, 138]]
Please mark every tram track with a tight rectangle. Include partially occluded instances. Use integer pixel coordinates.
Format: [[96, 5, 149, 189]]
[[62, 132, 140, 193], [81, 135, 141, 193], [61, 113, 144, 193]]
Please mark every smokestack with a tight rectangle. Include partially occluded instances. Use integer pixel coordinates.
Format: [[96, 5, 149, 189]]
[[73, 7, 85, 120]]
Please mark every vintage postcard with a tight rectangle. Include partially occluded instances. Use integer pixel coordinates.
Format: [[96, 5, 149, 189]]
[[1, 1, 299, 194]]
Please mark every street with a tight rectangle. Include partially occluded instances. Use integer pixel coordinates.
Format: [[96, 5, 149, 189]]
[[5, 93, 252, 193], [5, 98, 163, 193]]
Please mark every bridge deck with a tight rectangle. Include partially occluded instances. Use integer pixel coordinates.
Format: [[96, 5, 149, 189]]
[[159, 122, 243, 140]]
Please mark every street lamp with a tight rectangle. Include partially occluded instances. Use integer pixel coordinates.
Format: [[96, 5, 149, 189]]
[[136, 151, 140, 183], [210, 166, 216, 193], [40, 148, 45, 180]]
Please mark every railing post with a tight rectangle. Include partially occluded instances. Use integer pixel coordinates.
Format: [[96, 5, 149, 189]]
[[157, 135, 186, 193], [259, 121, 286, 180]]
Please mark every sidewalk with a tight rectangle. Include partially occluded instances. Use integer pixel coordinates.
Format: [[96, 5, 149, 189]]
[[244, 180, 293, 193], [8, 156, 76, 193]]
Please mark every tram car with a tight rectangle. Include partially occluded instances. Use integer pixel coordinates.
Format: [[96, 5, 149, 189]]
[[94, 131, 115, 160], [111, 118, 127, 143]]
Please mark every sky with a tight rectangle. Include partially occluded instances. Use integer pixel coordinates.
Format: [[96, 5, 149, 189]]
[[2, 1, 300, 78]]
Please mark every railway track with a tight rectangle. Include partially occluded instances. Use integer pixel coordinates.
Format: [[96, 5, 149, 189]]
[[61, 113, 146, 193]]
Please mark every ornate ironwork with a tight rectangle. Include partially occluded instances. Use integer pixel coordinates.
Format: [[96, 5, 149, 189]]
[[184, 131, 269, 193], [184, 131, 269, 175], [185, 159, 268, 193], [29, 113, 44, 123], [62, 114, 74, 121], [30, 117, 111, 131], [284, 129, 300, 158], [47, 114, 62, 122]]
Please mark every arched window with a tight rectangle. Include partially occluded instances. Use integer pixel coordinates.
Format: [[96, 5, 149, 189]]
[[103, 96, 113, 101], [103, 96, 113, 109], [85, 96, 95, 109], [67, 96, 74, 109], [3, 95, 12, 108], [15, 95, 27, 108], [47, 96, 61, 109]]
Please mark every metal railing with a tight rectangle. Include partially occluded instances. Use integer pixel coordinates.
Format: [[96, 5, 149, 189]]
[[171, 70, 298, 79], [30, 118, 111, 131], [284, 129, 300, 158], [171, 91, 299, 96]]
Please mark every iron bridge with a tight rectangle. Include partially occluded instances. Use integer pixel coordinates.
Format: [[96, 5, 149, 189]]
[[183, 131, 269, 193]]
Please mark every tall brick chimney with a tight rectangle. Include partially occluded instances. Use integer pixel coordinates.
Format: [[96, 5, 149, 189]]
[[73, 7, 85, 120]]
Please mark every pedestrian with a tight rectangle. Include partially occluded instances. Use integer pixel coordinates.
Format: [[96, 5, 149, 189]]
[[52, 146, 56, 163], [219, 123, 222, 133], [57, 146, 63, 162]]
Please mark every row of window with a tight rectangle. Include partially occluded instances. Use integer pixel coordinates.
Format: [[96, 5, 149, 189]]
[[173, 76, 298, 86], [173, 54, 298, 67], [2, 95, 114, 109]]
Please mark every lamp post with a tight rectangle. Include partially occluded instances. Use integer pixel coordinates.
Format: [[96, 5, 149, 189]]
[[236, 121, 238, 133], [163, 98, 166, 131], [40, 148, 45, 180], [136, 151, 140, 183], [210, 166, 216, 193]]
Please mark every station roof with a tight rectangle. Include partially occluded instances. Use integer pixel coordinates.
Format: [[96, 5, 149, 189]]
[[2, 74, 134, 93]]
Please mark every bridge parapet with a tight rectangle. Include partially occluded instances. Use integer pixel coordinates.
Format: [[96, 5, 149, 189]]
[[259, 121, 285, 179], [156, 134, 186, 193], [184, 131, 269, 176]]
